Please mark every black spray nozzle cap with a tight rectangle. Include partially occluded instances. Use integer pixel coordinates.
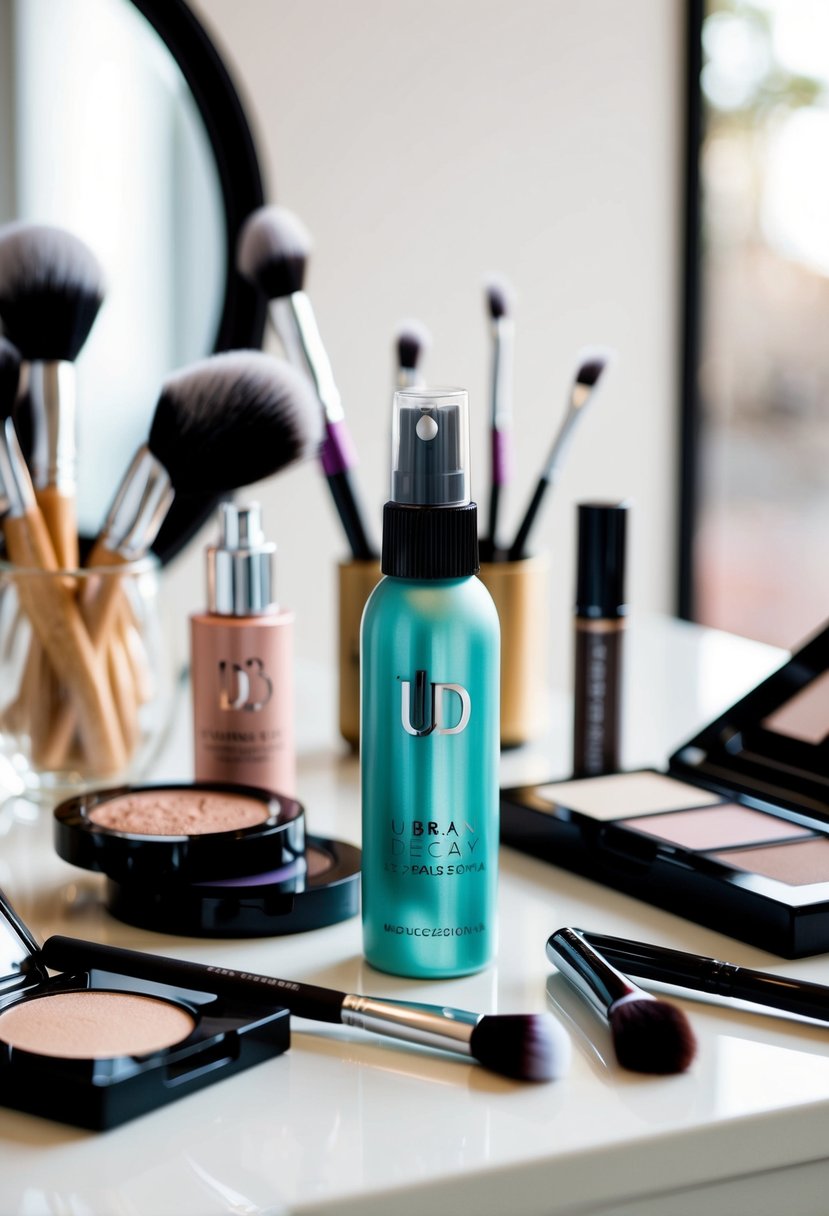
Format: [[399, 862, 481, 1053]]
[[391, 387, 470, 507], [576, 501, 628, 618]]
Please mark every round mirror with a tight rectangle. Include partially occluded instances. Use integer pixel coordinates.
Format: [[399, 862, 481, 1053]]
[[0, 0, 265, 559]]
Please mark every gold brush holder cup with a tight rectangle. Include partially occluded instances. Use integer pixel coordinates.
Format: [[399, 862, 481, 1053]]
[[338, 558, 383, 748], [338, 552, 549, 749], [0, 558, 173, 797], [478, 552, 550, 747]]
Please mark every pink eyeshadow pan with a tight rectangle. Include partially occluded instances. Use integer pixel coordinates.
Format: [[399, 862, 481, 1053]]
[[710, 838, 829, 887], [619, 803, 813, 851]]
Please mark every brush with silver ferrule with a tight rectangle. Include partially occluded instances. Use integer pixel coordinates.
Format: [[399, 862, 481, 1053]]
[[394, 319, 431, 390], [43, 351, 322, 770], [508, 349, 613, 561], [0, 222, 105, 568], [0, 337, 125, 773], [483, 275, 515, 556], [546, 927, 696, 1075], [38, 935, 571, 1083], [237, 204, 377, 560]]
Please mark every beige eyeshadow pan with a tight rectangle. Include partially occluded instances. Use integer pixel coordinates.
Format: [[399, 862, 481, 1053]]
[[710, 838, 829, 887], [0, 991, 195, 1058], [535, 771, 722, 821], [762, 671, 829, 746], [88, 789, 269, 836], [619, 804, 814, 851]]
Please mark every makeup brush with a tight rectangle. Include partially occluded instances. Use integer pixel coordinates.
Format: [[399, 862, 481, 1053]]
[[236, 204, 377, 560], [39, 936, 570, 1083], [394, 319, 431, 390], [546, 927, 696, 1075], [483, 275, 515, 556], [44, 351, 322, 769], [0, 341, 125, 773], [508, 349, 613, 561], [0, 222, 105, 569], [586, 931, 829, 1025]]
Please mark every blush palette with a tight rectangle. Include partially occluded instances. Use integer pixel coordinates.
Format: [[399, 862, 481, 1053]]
[[501, 618, 829, 957]]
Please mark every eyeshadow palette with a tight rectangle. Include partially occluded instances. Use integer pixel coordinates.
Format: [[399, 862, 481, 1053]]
[[0, 891, 289, 1129], [501, 617, 829, 957]]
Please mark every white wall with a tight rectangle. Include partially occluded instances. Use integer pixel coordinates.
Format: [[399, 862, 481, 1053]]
[[168, 0, 684, 691]]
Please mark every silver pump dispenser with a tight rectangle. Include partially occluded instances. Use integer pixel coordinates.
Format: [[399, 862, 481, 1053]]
[[207, 501, 277, 616]]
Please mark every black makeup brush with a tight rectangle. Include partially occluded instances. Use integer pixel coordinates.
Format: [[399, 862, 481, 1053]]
[[236, 204, 377, 560], [484, 275, 515, 556], [0, 222, 105, 569], [44, 351, 322, 768], [39, 936, 570, 1083], [394, 319, 431, 390], [586, 931, 829, 1025], [508, 349, 613, 561], [546, 928, 696, 1075]]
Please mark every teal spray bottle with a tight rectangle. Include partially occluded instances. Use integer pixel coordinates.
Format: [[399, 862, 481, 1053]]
[[360, 388, 500, 978]]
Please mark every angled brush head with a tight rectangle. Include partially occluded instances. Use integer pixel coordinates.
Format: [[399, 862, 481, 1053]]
[[236, 205, 312, 299], [148, 350, 322, 495], [610, 997, 696, 1075], [395, 319, 431, 371], [575, 347, 614, 391], [469, 1013, 571, 1082], [0, 337, 21, 422], [484, 275, 514, 321], [0, 222, 105, 361]]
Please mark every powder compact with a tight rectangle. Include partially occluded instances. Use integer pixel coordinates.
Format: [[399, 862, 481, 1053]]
[[0, 889, 289, 1129], [54, 782, 361, 936], [501, 618, 829, 957]]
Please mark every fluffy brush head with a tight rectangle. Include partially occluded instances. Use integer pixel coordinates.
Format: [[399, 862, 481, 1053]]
[[609, 997, 697, 1075], [148, 350, 322, 495], [236, 205, 312, 299], [485, 275, 514, 321], [575, 348, 613, 389], [468, 1013, 571, 1082], [395, 319, 431, 371], [0, 222, 105, 361], [0, 337, 21, 422]]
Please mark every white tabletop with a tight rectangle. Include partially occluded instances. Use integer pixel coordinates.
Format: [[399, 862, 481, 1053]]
[[4, 614, 827, 1216]]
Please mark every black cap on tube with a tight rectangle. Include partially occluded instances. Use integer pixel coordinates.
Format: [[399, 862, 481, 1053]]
[[576, 501, 628, 619]]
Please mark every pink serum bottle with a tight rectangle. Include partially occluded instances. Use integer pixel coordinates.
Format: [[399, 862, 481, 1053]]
[[190, 502, 296, 796]]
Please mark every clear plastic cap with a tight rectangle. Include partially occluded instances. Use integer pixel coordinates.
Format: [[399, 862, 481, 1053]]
[[391, 387, 470, 507]]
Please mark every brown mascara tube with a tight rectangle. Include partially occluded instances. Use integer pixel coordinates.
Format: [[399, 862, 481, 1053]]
[[572, 501, 628, 778]]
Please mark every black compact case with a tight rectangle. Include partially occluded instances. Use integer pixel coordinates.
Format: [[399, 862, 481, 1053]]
[[502, 619, 829, 957], [0, 892, 289, 1130]]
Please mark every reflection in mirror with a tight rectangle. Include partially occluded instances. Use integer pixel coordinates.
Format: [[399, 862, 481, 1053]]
[[692, 0, 829, 646], [0, 0, 225, 533]]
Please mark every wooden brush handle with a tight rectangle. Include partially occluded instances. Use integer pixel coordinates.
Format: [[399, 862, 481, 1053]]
[[4, 512, 127, 776], [44, 544, 137, 769], [34, 486, 80, 571]]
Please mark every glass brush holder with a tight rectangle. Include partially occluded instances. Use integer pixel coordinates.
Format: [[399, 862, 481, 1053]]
[[0, 558, 172, 796]]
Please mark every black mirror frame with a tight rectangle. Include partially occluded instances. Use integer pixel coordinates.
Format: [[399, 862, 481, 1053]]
[[130, 0, 269, 563]]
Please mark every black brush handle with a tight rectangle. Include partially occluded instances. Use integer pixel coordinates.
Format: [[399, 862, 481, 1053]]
[[588, 932, 829, 1023], [508, 478, 548, 561], [546, 928, 642, 1020], [40, 936, 346, 1024], [326, 469, 377, 561]]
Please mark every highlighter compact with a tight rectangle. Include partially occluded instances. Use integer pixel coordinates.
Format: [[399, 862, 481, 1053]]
[[502, 617, 829, 957], [0, 889, 289, 1129]]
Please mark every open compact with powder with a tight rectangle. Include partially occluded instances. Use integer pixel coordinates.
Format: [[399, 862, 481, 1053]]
[[501, 618, 829, 957], [54, 783, 361, 936], [0, 889, 289, 1129]]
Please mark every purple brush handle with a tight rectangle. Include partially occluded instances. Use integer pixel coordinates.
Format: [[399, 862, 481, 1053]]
[[492, 429, 513, 487], [321, 419, 359, 476]]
